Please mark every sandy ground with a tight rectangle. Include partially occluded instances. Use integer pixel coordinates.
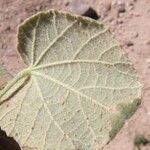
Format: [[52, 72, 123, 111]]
[[0, 0, 150, 149]]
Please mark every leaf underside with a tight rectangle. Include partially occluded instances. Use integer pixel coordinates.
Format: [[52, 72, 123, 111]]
[[0, 65, 12, 90], [0, 10, 141, 150]]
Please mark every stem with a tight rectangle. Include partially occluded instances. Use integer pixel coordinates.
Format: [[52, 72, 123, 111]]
[[0, 68, 31, 101]]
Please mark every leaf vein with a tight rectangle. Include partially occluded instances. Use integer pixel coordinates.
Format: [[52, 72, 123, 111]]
[[31, 15, 40, 65], [32, 71, 112, 113], [33, 21, 77, 66], [72, 28, 109, 60]]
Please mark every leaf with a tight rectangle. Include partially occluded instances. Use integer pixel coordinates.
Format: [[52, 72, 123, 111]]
[[0, 65, 12, 90], [0, 10, 141, 150]]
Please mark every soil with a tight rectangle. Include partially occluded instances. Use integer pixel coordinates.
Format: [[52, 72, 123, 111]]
[[0, 0, 150, 150]]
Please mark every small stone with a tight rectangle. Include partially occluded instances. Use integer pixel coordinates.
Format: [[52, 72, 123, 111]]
[[117, 19, 123, 24], [126, 0, 135, 10], [20, 18, 24, 23], [5, 26, 11, 31], [145, 40, 150, 45], [35, 5, 42, 11], [127, 0, 135, 7], [134, 12, 140, 17], [128, 5, 134, 10], [64, 0, 70, 6], [146, 59, 150, 63], [118, 12, 124, 18], [131, 32, 139, 38], [112, 0, 117, 7], [104, 1, 111, 12], [148, 8, 150, 13], [107, 17, 113, 23], [117, 3, 126, 13], [111, 20, 117, 26], [65, 2, 69, 6], [68, 0, 99, 19], [17, 18, 23, 24], [83, 7, 99, 20], [124, 40, 134, 47]]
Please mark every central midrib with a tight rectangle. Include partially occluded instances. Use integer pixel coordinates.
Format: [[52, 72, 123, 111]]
[[32, 71, 114, 113]]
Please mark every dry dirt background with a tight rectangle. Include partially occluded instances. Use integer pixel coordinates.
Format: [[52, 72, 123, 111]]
[[0, 0, 150, 150]]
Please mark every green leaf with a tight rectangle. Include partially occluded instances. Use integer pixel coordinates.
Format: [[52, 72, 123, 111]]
[[0, 65, 12, 90], [0, 10, 141, 149]]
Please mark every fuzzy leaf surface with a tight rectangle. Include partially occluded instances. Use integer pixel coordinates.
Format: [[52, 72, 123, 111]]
[[0, 10, 141, 150], [0, 65, 12, 90]]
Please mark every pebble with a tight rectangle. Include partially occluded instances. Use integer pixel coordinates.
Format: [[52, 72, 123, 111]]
[[117, 19, 123, 24], [118, 13, 124, 18], [128, 5, 134, 10], [68, 0, 99, 19], [112, 0, 117, 6], [107, 17, 113, 23], [35, 5, 42, 11], [117, 3, 126, 13], [112, 0, 126, 13], [104, 1, 111, 12], [124, 40, 134, 47], [111, 20, 117, 26], [82, 8, 99, 20], [134, 12, 140, 17], [145, 40, 150, 45], [127, 0, 135, 7], [146, 59, 150, 63], [130, 32, 139, 38], [5, 26, 11, 31], [65, 2, 69, 6]]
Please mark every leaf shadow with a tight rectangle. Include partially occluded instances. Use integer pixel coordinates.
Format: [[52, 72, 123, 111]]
[[0, 127, 21, 150]]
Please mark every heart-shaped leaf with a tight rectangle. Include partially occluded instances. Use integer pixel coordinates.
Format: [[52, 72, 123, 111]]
[[0, 65, 12, 90], [0, 10, 141, 149]]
